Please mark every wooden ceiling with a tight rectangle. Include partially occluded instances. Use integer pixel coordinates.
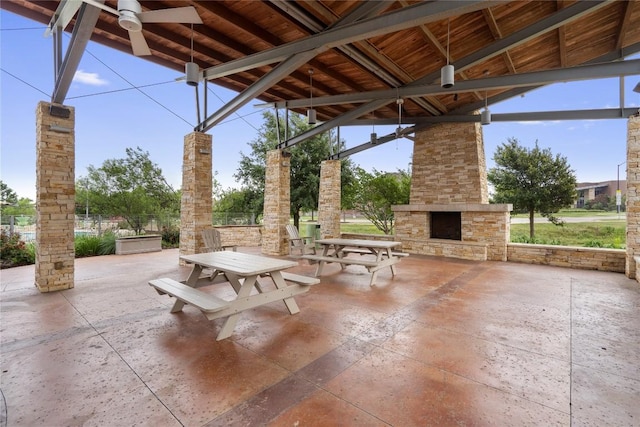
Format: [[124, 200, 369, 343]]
[[3, 1, 640, 143]]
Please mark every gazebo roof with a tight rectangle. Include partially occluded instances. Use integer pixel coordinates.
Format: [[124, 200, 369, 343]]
[[3, 1, 640, 152]]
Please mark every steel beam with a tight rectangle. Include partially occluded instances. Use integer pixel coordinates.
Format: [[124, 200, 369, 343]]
[[201, 1, 494, 80], [51, 3, 102, 104]]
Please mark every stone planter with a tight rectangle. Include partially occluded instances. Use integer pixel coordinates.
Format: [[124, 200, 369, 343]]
[[115, 235, 162, 255]]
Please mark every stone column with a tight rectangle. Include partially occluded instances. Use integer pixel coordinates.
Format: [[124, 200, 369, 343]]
[[318, 160, 341, 239], [179, 132, 212, 260], [35, 101, 75, 292], [262, 150, 290, 256], [625, 114, 640, 279]]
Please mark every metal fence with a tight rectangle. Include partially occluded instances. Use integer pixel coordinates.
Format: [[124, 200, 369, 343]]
[[1, 212, 259, 242]]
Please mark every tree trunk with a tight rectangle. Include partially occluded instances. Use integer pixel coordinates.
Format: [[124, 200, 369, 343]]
[[293, 210, 300, 230], [529, 209, 535, 241]]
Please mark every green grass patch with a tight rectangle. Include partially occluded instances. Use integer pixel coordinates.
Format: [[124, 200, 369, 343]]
[[336, 218, 626, 249], [510, 221, 626, 248]]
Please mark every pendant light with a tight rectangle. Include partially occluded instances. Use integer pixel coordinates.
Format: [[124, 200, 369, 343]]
[[396, 98, 404, 137], [185, 24, 198, 86], [307, 68, 316, 125], [370, 111, 377, 144], [481, 90, 491, 125], [441, 18, 454, 88]]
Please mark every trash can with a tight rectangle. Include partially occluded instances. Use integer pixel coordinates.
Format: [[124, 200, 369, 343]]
[[305, 223, 321, 241]]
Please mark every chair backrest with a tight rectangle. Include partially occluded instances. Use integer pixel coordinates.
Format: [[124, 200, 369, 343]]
[[286, 224, 300, 240], [202, 228, 223, 252]]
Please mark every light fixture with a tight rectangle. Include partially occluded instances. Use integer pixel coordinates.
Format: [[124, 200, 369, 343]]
[[185, 24, 198, 86], [307, 68, 316, 125], [440, 18, 454, 88], [481, 90, 491, 125], [396, 98, 404, 137], [370, 111, 377, 144]]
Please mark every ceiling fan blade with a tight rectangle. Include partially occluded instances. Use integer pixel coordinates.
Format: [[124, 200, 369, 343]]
[[138, 6, 202, 24], [129, 30, 151, 56]]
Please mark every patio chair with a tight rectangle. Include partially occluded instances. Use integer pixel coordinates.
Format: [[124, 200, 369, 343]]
[[286, 224, 316, 256], [202, 228, 237, 253], [201, 228, 237, 282]]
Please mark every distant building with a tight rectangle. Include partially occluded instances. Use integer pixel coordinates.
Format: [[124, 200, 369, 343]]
[[575, 180, 626, 208]]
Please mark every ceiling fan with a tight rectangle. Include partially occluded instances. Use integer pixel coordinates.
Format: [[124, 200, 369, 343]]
[[82, 0, 203, 56]]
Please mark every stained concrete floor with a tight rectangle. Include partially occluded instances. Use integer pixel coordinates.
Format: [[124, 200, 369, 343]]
[[1, 247, 639, 426]]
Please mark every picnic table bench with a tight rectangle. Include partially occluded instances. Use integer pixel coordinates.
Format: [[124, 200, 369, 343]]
[[301, 238, 406, 286], [150, 252, 319, 340]]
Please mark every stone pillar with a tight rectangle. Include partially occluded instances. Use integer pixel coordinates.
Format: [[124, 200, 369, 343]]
[[262, 150, 290, 256], [179, 132, 212, 260], [35, 101, 75, 292], [318, 160, 341, 239], [625, 114, 640, 279]]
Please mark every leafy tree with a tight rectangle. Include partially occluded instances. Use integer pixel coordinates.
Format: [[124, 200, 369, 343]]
[[0, 181, 18, 209], [235, 110, 355, 229], [488, 138, 577, 240], [213, 187, 263, 224], [352, 168, 411, 234], [2, 197, 35, 219], [78, 147, 180, 234]]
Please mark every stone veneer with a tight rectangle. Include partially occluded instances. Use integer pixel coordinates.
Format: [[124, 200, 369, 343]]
[[262, 150, 290, 255], [318, 160, 341, 239], [216, 226, 263, 247], [35, 102, 76, 292], [626, 114, 640, 278], [409, 121, 488, 204], [509, 244, 625, 272], [394, 122, 510, 261], [179, 132, 212, 260]]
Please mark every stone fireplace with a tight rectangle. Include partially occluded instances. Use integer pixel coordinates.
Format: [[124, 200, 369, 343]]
[[393, 121, 511, 261]]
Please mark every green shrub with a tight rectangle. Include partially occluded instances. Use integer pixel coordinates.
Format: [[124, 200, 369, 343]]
[[75, 235, 103, 257], [0, 230, 35, 268], [161, 225, 180, 248], [98, 232, 116, 255]]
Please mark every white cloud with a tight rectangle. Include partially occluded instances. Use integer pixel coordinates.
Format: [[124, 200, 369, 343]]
[[73, 70, 108, 86]]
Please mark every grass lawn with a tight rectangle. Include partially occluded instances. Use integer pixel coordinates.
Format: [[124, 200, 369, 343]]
[[334, 218, 626, 249], [510, 221, 625, 248]]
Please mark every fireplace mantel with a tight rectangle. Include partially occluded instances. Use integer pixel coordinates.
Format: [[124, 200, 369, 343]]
[[392, 203, 512, 213]]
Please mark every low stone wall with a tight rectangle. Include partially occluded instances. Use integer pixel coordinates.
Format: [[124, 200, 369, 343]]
[[216, 225, 262, 247], [507, 243, 625, 273], [116, 235, 162, 255]]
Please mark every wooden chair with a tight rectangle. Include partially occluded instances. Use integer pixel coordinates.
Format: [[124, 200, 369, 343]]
[[201, 228, 237, 282], [286, 224, 316, 256], [202, 228, 237, 253]]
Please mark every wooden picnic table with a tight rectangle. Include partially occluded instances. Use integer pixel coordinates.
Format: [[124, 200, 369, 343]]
[[149, 251, 318, 340], [301, 238, 406, 286]]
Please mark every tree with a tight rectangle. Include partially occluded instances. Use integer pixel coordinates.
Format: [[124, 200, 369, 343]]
[[0, 181, 18, 208], [488, 138, 577, 240], [352, 168, 411, 234], [79, 147, 180, 234], [235, 110, 355, 229], [213, 187, 263, 224]]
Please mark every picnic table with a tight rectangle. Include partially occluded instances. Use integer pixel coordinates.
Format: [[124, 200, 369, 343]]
[[149, 251, 318, 340], [301, 238, 407, 286]]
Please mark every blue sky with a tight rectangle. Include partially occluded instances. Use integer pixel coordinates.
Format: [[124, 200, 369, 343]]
[[1, 10, 639, 201]]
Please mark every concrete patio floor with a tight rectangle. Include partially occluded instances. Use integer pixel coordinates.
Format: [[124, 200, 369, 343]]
[[1, 247, 638, 426]]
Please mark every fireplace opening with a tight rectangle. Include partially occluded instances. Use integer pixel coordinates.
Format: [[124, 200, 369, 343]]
[[430, 212, 461, 240]]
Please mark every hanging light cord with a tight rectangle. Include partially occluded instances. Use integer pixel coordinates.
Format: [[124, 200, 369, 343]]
[[190, 24, 194, 62], [309, 68, 314, 110], [446, 18, 450, 65]]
